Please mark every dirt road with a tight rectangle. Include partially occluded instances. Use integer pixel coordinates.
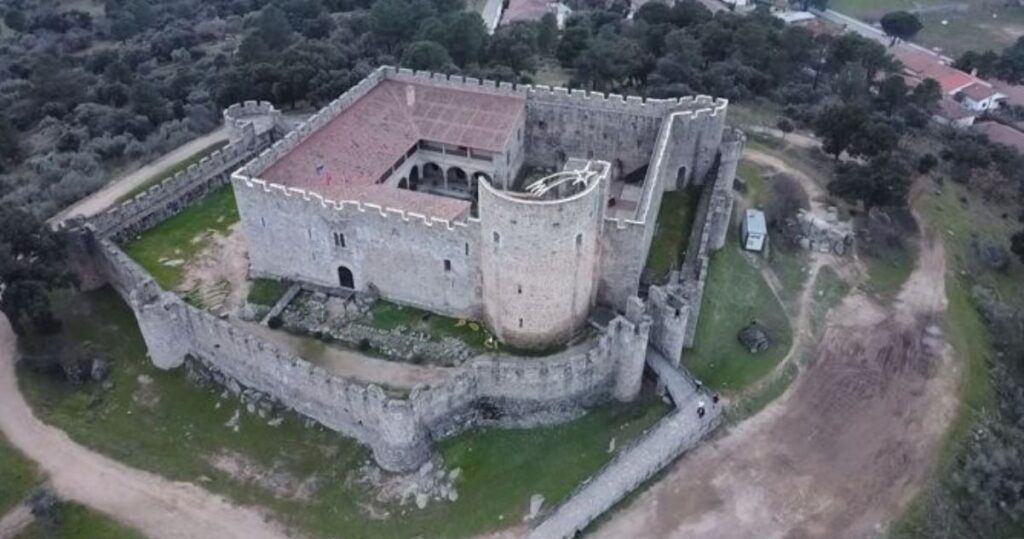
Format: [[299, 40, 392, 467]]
[[0, 314, 293, 539], [592, 229, 956, 538], [50, 128, 229, 225]]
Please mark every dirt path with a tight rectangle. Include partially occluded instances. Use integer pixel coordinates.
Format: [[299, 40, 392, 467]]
[[592, 227, 957, 538], [0, 314, 295, 539], [50, 128, 229, 225], [0, 505, 33, 539]]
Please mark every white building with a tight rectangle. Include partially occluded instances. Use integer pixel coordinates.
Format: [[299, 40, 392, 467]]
[[741, 209, 767, 252]]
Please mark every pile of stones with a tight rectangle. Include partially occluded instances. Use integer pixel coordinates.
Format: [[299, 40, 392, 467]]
[[356, 459, 461, 510], [783, 207, 854, 255], [280, 292, 475, 366]]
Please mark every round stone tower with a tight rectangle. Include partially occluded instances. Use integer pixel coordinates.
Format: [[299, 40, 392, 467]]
[[478, 161, 607, 349]]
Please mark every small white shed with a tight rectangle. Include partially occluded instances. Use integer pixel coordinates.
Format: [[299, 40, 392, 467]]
[[741, 209, 767, 252]]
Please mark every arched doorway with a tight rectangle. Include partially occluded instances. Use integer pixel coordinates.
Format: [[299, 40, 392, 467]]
[[398, 177, 408, 189], [338, 266, 354, 289]]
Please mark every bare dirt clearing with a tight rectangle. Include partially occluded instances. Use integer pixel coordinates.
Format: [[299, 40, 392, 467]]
[[592, 230, 958, 539]]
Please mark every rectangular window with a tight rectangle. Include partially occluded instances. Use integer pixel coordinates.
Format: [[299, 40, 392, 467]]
[[260, 217, 266, 227], [465, 242, 469, 256], [334, 232, 346, 248], [518, 318, 523, 328], [444, 259, 452, 272]]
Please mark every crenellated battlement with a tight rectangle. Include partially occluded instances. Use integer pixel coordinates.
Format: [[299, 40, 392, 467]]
[[232, 175, 473, 231], [91, 141, 256, 240]]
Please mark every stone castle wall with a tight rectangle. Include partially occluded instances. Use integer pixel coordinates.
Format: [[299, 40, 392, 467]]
[[85, 110, 279, 241], [232, 175, 484, 321], [232, 66, 729, 315], [76, 227, 649, 472], [646, 128, 744, 363]]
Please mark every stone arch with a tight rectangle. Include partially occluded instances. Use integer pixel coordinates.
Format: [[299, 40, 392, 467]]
[[337, 266, 354, 289], [446, 166, 469, 193], [398, 177, 409, 189], [423, 162, 443, 187], [409, 165, 420, 190]]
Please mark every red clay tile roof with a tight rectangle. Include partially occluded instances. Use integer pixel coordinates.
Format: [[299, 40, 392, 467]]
[[892, 45, 978, 94], [260, 79, 524, 220], [959, 81, 998, 101]]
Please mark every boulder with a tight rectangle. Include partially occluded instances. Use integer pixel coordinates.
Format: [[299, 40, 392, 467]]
[[738, 323, 772, 353]]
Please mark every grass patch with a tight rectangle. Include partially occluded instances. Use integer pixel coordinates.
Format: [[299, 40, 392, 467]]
[[366, 301, 496, 351], [644, 189, 700, 281], [861, 242, 917, 300], [768, 248, 810, 306], [0, 433, 40, 516], [247, 279, 290, 307], [738, 159, 768, 207], [685, 241, 793, 393], [116, 140, 229, 204], [122, 185, 239, 290], [915, 7, 1024, 57], [809, 266, 851, 335], [17, 502, 144, 539], [725, 362, 798, 423], [18, 287, 667, 539], [532, 62, 575, 88], [829, 0, 941, 20]]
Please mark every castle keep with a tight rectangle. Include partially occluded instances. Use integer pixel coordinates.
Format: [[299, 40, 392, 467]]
[[233, 67, 734, 349]]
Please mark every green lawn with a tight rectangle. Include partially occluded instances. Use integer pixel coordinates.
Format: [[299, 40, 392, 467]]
[[644, 190, 700, 281], [16, 503, 144, 539], [18, 287, 668, 539], [0, 433, 39, 516], [247, 279, 290, 307], [684, 241, 793, 392], [116, 140, 230, 204], [122, 185, 239, 290]]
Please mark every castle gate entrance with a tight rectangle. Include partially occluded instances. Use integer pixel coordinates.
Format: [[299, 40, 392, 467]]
[[338, 266, 354, 289]]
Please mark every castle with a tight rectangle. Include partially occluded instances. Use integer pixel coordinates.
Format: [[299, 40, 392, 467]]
[[232, 67, 738, 349], [66, 66, 742, 537]]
